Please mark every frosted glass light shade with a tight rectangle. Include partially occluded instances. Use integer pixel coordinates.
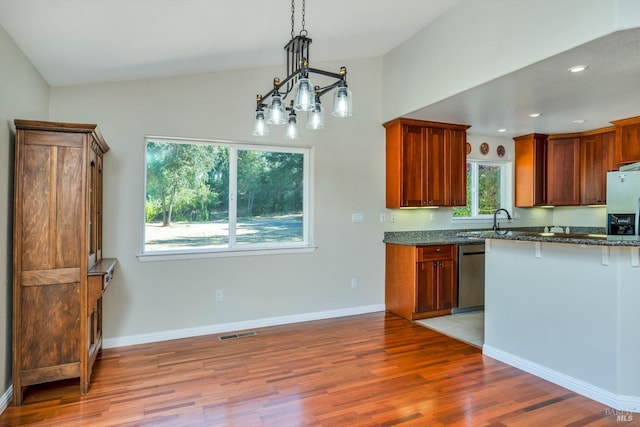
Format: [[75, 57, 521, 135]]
[[306, 103, 325, 130], [294, 78, 314, 111], [267, 94, 286, 125], [284, 113, 301, 139], [332, 86, 352, 117], [252, 111, 270, 136]]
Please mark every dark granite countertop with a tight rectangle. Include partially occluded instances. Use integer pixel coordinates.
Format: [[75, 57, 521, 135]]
[[384, 227, 640, 247]]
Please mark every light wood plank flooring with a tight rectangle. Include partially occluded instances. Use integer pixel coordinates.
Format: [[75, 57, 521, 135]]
[[0, 312, 620, 426]]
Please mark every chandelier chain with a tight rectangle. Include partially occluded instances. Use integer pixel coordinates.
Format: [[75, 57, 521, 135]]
[[290, 0, 295, 39], [290, 0, 308, 39], [300, 0, 307, 36]]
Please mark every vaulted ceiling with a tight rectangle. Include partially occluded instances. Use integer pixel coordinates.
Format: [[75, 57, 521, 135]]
[[1, 0, 639, 137]]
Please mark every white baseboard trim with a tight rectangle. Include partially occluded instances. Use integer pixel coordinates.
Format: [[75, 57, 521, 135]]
[[483, 344, 640, 413], [103, 304, 385, 349], [1, 385, 12, 416]]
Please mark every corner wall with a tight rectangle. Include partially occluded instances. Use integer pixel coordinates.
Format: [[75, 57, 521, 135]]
[[0, 23, 49, 410]]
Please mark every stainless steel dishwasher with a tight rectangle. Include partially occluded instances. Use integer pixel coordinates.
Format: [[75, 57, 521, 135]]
[[456, 243, 485, 312]]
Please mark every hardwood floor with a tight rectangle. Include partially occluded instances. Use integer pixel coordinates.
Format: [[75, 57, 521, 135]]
[[0, 312, 622, 426]]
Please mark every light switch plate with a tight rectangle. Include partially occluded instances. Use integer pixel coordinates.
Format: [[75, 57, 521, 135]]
[[352, 213, 365, 223]]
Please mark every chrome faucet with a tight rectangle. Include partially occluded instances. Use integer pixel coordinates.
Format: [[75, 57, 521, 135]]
[[493, 208, 512, 234]]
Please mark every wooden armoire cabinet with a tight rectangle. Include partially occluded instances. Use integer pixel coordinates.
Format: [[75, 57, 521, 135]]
[[12, 120, 117, 405]]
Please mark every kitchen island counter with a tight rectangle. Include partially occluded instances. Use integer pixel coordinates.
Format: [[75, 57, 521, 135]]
[[484, 237, 640, 413], [383, 227, 640, 247], [487, 230, 640, 247]]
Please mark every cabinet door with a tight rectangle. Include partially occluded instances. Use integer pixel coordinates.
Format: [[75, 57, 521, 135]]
[[401, 125, 426, 207], [436, 260, 455, 310], [616, 122, 640, 165], [514, 134, 547, 207], [547, 137, 580, 206], [416, 261, 437, 313], [447, 129, 467, 206], [424, 127, 447, 206], [580, 132, 615, 205]]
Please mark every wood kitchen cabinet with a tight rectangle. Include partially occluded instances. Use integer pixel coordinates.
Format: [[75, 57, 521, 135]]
[[611, 115, 640, 165], [580, 129, 616, 205], [385, 243, 457, 320], [514, 133, 548, 207], [546, 136, 580, 206], [12, 120, 116, 405], [384, 118, 470, 208]]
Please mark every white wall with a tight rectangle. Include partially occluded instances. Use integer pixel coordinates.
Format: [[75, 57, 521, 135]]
[[382, 0, 632, 122], [0, 24, 49, 406], [49, 57, 388, 341], [484, 239, 640, 411]]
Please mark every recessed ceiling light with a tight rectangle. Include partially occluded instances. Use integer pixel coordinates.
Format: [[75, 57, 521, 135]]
[[529, 113, 541, 118], [568, 65, 588, 73], [572, 119, 585, 124], [497, 128, 507, 133]]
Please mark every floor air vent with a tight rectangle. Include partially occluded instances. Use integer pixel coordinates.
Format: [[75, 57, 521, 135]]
[[218, 331, 258, 341]]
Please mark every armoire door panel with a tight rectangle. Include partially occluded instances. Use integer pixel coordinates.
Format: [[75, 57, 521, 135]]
[[20, 283, 81, 370]]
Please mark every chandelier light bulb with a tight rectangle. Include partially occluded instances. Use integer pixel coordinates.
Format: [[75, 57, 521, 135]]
[[306, 101, 325, 130], [294, 78, 314, 111], [252, 110, 270, 136], [284, 112, 301, 139], [332, 85, 352, 117], [267, 94, 286, 125]]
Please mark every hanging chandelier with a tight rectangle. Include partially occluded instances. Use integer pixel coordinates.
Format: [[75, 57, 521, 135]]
[[252, 0, 352, 139]]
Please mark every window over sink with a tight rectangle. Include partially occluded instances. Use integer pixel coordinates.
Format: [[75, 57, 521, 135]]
[[453, 160, 512, 219]]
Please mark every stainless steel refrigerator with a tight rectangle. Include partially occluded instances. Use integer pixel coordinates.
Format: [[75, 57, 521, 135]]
[[606, 169, 640, 240]]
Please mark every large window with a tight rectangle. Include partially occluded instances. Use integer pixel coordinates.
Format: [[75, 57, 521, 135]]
[[453, 160, 510, 219], [143, 137, 311, 256]]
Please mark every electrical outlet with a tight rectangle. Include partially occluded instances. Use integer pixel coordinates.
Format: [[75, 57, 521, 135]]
[[351, 278, 358, 288], [429, 213, 435, 222], [215, 290, 223, 302], [390, 214, 396, 223]]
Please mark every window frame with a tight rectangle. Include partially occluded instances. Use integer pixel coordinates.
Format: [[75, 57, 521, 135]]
[[452, 159, 513, 222], [138, 136, 315, 261]]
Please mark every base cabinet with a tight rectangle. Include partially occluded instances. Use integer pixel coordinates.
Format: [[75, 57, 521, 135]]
[[385, 243, 457, 320], [12, 120, 116, 405], [416, 259, 455, 313]]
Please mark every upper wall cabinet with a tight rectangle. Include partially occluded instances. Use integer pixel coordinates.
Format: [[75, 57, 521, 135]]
[[514, 133, 548, 207], [611, 115, 640, 165], [546, 136, 580, 206], [384, 118, 470, 208], [515, 127, 619, 208], [580, 129, 616, 205]]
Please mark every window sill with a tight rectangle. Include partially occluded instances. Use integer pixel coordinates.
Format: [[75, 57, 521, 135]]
[[137, 245, 317, 262]]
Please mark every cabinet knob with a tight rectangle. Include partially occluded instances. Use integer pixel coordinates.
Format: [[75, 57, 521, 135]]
[[436, 247, 440, 252]]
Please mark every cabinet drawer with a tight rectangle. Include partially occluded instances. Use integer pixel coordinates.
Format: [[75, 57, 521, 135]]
[[417, 245, 455, 261]]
